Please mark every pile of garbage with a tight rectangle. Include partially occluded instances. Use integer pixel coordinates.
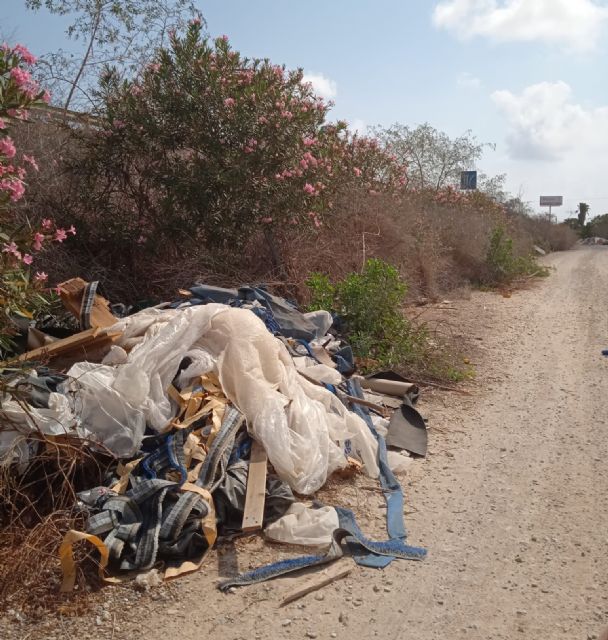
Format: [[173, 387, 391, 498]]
[[1, 278, 428, 595]]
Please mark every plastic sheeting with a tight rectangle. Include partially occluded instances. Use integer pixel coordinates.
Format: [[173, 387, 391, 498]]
[[264, 503, 339, 547], [61, 304, 378, 494]]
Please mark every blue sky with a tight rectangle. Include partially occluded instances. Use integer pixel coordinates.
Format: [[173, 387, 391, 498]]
[[3, 0, 608, 219]]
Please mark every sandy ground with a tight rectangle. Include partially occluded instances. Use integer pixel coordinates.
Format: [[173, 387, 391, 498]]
[[3, 246, 608, 640]]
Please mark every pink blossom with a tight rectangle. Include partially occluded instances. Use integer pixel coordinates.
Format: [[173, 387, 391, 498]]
[[300, 159, 308, 170], [353, 167, 362, 177], [14, 45, 37, 65], [0, 178, 25, 201], [130, 84, 143, 96], [22, 253, 33, 265], [189, 17, 201, 25], [303, 183, 316, 195], [42, 90, 51, 104], [303, 137, 316, 147], [224, 97, 236, 108], [148, 63, 161, 73], [23, 154, 39, 171], [54, 228, 67, 242], [67, 225, 76, 236], [221, 34, 229, 41], [0, 137, 16, 159], [0, 118, 5, 130], [35, 271, 48, 282], [260, 217, 273, 224], [113, 119, 126, 129], [41, 218, 53, 230], [281, 110, 293, 120], [33, 232, 45, 251], [10, 67, 32, 88], [2, 242, 20, 257], [258, 116, 269, 125]]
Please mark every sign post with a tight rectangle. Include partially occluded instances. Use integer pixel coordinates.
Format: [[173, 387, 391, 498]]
[[539, 196, 563, 218]]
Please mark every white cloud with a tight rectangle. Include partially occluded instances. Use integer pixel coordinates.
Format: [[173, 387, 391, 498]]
[[457, 71, 482, 88], [302, 72, 337, 100], [433, 0, 608, 51], [491, 81, 608, 161]]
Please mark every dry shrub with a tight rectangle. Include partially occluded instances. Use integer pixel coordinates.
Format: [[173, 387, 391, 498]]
[[0, 430, 114, 614]]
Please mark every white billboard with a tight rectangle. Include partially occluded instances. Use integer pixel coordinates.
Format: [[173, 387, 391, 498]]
[[540, 196, 563, 207]]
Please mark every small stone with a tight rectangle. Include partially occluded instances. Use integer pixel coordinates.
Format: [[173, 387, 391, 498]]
[[373, 585, 381, 593], [383, 587, 392, 593], [339, 612, 348, 625], [314, 593, 325, 601], [95, 617, 103, 626], [166, 608, 179, 615], [306, 632, 317, 639], [330, 634, 337, 639], [282, 619, 292, 627]]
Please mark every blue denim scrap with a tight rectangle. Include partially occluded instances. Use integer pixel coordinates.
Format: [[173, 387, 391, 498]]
[[217, 507, 426, 590]]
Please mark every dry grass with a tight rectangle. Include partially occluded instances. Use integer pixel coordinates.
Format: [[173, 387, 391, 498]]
[[0, 429, 114, 615]]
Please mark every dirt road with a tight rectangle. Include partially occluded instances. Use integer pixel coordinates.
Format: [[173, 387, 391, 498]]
[[5, 246, 608, 640]]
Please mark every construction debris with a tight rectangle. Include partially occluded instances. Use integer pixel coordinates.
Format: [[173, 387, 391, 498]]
[[0, 278, 428, 601]]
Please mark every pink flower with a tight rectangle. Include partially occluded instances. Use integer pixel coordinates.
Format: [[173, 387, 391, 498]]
[[189, 17, 201, 25], [2, 242, 20, 257], [41, 218, 53, 230], [67, 225, 76, 235], [0, 137, 17, 159], [22, 254, 33, 265], [0, 178, 25, 201], [42, 90, 51, 104], [113, 119, 125, 129], [300, 159, 308, 170], [10, 67, 32, 88], [0, 118, 5, 130], [353, 167, 362, 177], [33, 232, 45, 251], [303, 137, 316, 147], [303, 183, 316, 195], [130, 84, 143, 96], [54, 228, 67, 242], [23, 154, 39, 171], [14, 45, 37, 65], [258, 116, 269, 125], [148, 63, 161, 73], [260, 217, 273, 224], [221, 34, 229, 42], [35, 271, 48, 282], [224, 97, 236, 108]]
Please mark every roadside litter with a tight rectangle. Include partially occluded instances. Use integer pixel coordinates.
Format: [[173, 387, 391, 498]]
[[1, 278, 428, 599]]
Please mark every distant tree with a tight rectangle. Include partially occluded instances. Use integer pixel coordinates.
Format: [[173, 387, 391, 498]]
[[588, 213, 608, 239], [24, 0, 201, 111], [577, 202, 589, 228], [373, 122, 492, 191]]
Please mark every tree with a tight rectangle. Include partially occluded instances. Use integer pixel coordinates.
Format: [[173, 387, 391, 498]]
[[373, 122, 491, 191], [64, 23, 404, 270], [25, 0, 201, 112], [577, 202, 589, 228]]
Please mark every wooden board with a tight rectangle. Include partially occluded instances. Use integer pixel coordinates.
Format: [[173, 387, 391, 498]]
[[11, 327, 121, 364], [280, 562, 352, 606], [241, 439, 268, 532], [57, 277, 116, 329]]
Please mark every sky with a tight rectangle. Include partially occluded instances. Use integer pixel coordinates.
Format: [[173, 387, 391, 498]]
[[3, 0, 608, 219]]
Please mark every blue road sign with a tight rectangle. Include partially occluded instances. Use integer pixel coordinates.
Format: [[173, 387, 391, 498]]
[[460, 171, 477, 190]]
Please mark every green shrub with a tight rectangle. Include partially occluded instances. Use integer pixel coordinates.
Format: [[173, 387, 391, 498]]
[[486, 225, 547, 284], [306, 258, 426, 368]]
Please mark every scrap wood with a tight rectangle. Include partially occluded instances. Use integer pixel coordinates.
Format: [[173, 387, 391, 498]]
[[280, 561, 352, 606], [241, 439, 268, 533], [57, 277, 116, 329], [10, 327, 122, 364]]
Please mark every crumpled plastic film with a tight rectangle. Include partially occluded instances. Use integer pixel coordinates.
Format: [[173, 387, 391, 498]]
[[264, 503, 339, 547]]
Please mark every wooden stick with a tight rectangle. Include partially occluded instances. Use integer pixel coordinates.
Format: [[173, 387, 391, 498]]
[[241, 439, 268, 532], [280, 562, 352, 606]]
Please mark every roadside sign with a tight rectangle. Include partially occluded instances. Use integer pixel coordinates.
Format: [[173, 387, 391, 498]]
[[540, 196, 563, 207], [460, 171, 477, 190]]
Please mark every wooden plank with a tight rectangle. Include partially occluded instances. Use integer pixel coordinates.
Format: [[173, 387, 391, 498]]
[[11, 328, 121, 363], [241, 439, 267, 532], [57, 277, 116, 329], [280, 562, 352, 606]]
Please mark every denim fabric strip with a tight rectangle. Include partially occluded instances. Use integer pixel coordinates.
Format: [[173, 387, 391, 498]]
[[218, 507, 426, 590]]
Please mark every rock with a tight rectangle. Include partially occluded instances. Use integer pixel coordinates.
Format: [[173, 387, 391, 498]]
[[282, 619, 292, 627], [305, 632, 317, 639], [339, 612, 348, 625]]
